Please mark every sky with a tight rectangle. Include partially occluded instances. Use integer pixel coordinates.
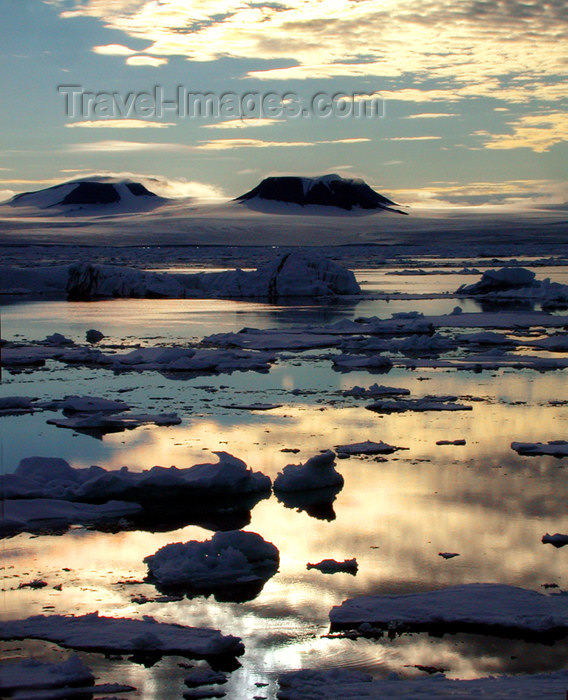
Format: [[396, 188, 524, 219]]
[[0, 0, 567, 207]]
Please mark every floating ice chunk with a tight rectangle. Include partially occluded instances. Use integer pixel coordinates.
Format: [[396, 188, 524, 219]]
[[0, 655, 94, 695], [335, 440, 405, 456], [2, 453, 271, 508], [457, 331, 513, 346], [542, 533, 568, 547], [0, 498, 141, 537], [66, 252, 360, 301], [343, 384, 410, 398], [307, 558, 358, 574], [42, 332, 75, 346], [329, 583, 568, 637], [511, 440, 568, 457], [273, 450, 343, 492], [60, 395, 129, 413], [0, 612, 244, 658], [221, 402, 282, 411], [0, 396, 36, 415], [47, 411, 181, 434], [458, 267, 537, 295], [85, 328, 104, 344], [144, 530, 279, 600], [332, 354, 393, 372], [278, 667, 568, 699], [184, 669, 228, 687], [367, 397, 471, 413]]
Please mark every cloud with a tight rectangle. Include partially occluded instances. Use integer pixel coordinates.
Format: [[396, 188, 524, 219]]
[[68, 140, 188, 152], [51, 0, 568, 105], [403, 113, 459, 119], [194, 137, 370, 150], [476, 113, 568, 152], [388, 136, 443, 141], [92, 44, 137, 56], [389, 179, 568, 207], [202, 118, 281, 129], [126, 55, 168, 67], [65, 119, 175, 129]]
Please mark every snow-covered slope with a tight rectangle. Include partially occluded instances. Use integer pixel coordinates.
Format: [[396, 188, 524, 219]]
[[6, 176, 167, 215], [236, 174, 405, 214]]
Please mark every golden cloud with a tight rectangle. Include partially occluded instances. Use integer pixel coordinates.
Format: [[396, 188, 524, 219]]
[[476, 113, 568, 152], [50, 0, 567, 105]]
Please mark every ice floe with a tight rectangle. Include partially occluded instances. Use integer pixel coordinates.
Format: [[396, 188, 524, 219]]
[[332, 353, 393, 372], [2, 453, 271, 504], [342, 384, 410, 398], [0, 454, 271, 536], [307, 558, 358, 575], [334, 440, 406, 457], [144, 530, 279, 601], [0, 395, 36, 416], [66, 251, 360, 301], [366, 397, 472, 413], [329, 583, 568, 639], [0, 612, 244, 659], [542, 533, 568, 547], [273, 451, 343, 492], [184, 669, 228, 688], [59, 395, 129, 413], [457, 267, 568, 310], [277, 667, 568, 699], [47, 411, 181, 436], [511, 440, 568, 457], [0, 497, 142, 538], [1, 342, 276, 377], [0, 656, 94, 696]]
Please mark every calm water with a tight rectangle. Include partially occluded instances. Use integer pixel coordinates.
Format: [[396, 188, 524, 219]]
[[2, 265, 568, 699]]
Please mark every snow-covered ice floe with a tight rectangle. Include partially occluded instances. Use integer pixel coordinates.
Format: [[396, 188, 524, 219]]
[[511, 440, 568, 457], [0, 396, 37, 416], [457, 267, 568, 310], [334, 440, 406, 457], [144, 530, 279, 602], [273, 451, 343, 493], [366, 396, 472, 413], [307, 558, 358, 575], [343, 384, 410, 398], [0, 655, 94, 696], [329, 584, 568, 640], [1, 343, 276, 377], [2, 453, 271, 503], [47, 411, 181, 435], [0, 498, 142, 538], [332, 353, 393, 373], [65, 251, 360, 301], [0, 612, 244, 659], [277, 667, 568, 699], [0, 454, 271, 536]]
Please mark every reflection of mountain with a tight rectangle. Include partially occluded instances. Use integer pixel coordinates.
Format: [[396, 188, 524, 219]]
[[7, 177, 167, 214], [236, 174, 406, 214]]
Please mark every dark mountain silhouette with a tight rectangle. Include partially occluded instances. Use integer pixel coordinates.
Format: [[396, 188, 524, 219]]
[[236, 174, 405, 214], [8, 178, 165, 212]]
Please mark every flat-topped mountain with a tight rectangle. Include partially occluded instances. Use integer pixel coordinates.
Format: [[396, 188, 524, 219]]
[[236, 174, 405, 213], [7, 177, 166, 213]]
